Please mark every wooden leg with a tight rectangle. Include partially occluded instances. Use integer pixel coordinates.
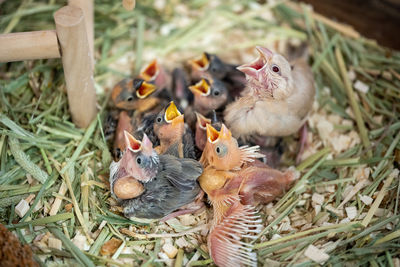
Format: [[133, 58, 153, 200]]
[[0, 31, 60, 62], [54, 6, 97, 128], [68, 0, 94, 65]]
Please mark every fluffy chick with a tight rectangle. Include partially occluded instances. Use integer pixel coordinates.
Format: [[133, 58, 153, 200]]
[[153, 101, 196, 159], [110, 131, 202, 219], [224, 46, 315, 138]]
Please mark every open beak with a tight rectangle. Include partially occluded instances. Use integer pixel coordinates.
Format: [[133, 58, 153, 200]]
[[218, 124, 232, 141], [237, 46, 273, 79], [124, 131, 141, 152], [189, 52, 210, 71], [206, 124, 219, 143], [164, 101, 183, 123], [189, 79, 211, 96], [196, 112, 211, 129], [140, 59, 159, 81], [141, 134, 154, 156], [136, 81, 156, 99]]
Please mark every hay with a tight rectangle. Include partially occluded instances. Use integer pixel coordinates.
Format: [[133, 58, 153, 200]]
[[0, 0, 399, 266]]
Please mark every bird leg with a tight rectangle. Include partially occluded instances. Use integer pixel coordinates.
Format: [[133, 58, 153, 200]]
[[296, 123, 308, 164]]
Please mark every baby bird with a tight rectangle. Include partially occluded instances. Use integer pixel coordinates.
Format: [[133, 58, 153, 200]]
[[110, 131, 202, 219], [188, 78, 229, 115], [224, 46, 315, 138], [153, 101, 196, 159], [198, 124, 299, 266], [198, 124, 263, 267], [111, 78, 158, 111]]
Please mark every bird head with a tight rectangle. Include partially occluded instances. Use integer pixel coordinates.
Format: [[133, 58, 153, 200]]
[[189, 52, 228, 80], [120, 131, 159, 183], [153, 101, 185, 143], [199, 124, 238, 170], [111, 78, 157, 110], [200, 124, 264, 170], [189, 78, 228, 113], [237, 46, 293, 100]]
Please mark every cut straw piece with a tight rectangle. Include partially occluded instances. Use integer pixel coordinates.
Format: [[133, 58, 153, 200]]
[[49, 226, 95, 267], [335, 46, 372, 157], [361, 169, 399, 227]]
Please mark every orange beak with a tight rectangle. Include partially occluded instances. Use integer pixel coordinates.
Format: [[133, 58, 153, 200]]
[[196, 112, 211, 129], [124, 131, 141, 152], [189, 53, 210, 71], [189, 79, 211, 96], [206, 124, 219, 143], [140, 59, 159, 81], [136, 81, 156, 99], [164, 101, 184, 125]]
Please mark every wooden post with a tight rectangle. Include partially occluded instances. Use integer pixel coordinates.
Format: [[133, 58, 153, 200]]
[[68, 0, 94, 65], [0, 31, 60, 62], [54, 6, 97, 128]]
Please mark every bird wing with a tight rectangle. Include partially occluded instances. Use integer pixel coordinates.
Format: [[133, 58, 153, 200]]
[[208, 199, 261, 267], [159, 154, 203, 190]]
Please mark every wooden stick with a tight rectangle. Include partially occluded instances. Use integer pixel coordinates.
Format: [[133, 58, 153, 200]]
[[69, 0, 94, 65], [0, 31, 60, 62], [54, 6, 97, 128]]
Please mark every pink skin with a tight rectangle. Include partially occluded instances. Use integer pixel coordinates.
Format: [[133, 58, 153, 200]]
[[121, 132, 158, 182], [237, 46, 291, 99], [195, 113, 211, 151]]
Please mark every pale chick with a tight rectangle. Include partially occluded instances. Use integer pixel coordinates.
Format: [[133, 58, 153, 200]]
[[224, 46, 315, 138]]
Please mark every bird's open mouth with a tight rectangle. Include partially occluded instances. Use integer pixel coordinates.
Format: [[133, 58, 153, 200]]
[[140, 59, 159, 81], [196, 112, 211, 129], [237, 46, 273, 78], [189, 79, 210, 96], [206, 124, 219, 143], [124, 131, 141, 152], [189, 53, 210, 71], [165, 101, 182, 123], [136, 81, 156, 99]]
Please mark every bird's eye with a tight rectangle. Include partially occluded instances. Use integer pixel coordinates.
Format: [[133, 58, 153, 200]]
[[127, 96, 134, 102], [272, 65, 280, 73], [136, 156, 142, 165], [156, 116, 162, 123], [215, 144, 227, 157], [213, 90, 220, 96]]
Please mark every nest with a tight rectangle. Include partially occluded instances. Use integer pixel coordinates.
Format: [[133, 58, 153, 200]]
[[0, 0, 399, 266]]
